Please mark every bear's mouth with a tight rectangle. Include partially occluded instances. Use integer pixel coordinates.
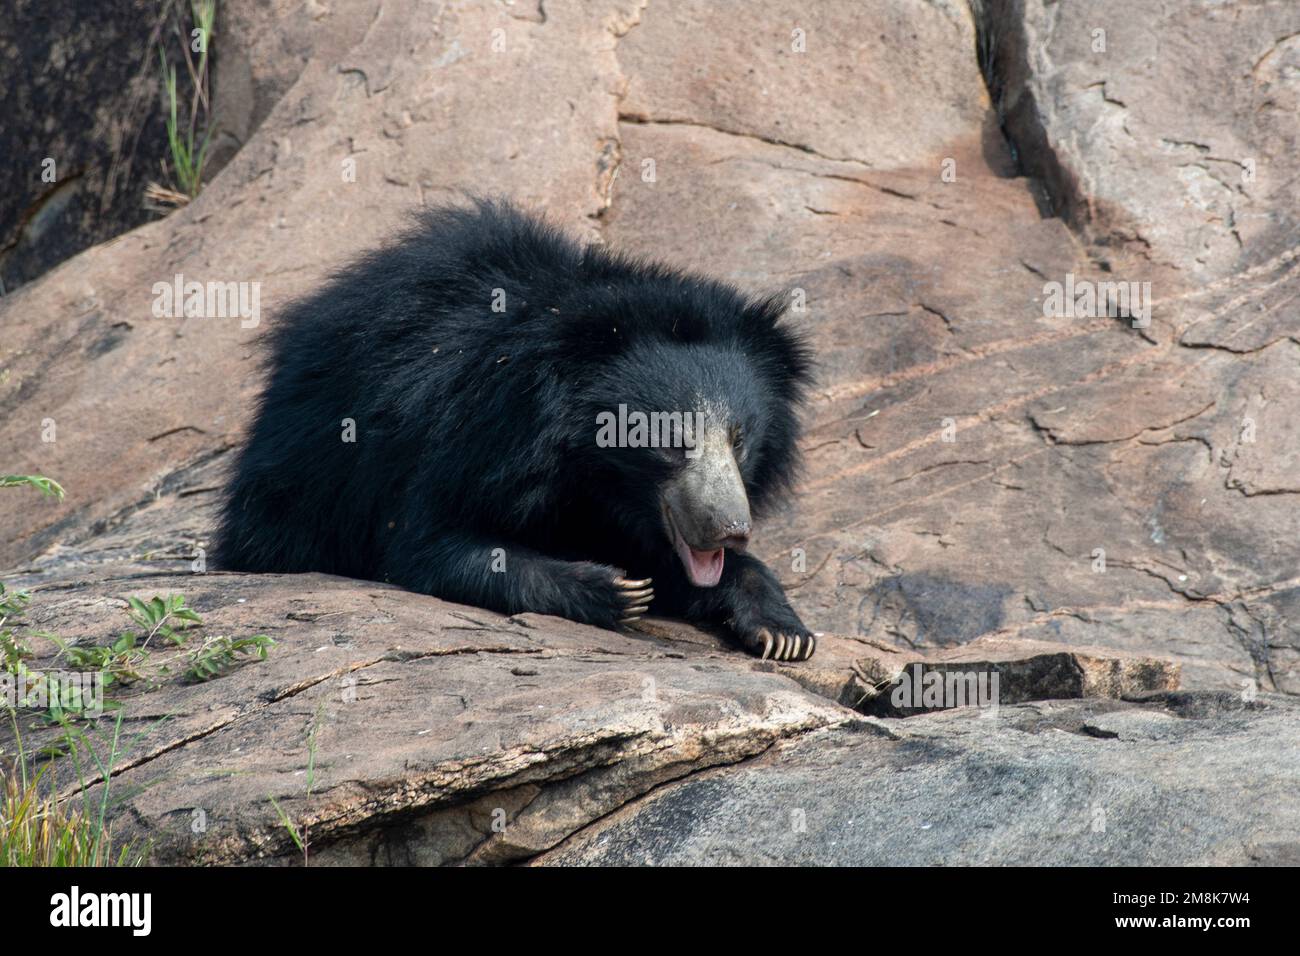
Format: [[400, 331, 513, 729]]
[[666, 510, 725, 587]]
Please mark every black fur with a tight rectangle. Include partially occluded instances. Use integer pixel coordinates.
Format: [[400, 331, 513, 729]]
[[215, 199, 816, 657]]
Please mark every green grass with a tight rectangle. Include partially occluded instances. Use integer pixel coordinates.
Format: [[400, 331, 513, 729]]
[[1, 712, 148, 866], [269, 703, 324, 864], [153, 0, 218, 204]]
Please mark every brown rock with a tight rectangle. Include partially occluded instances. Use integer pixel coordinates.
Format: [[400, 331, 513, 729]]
[[4, 562, 1172, 865], [980, 0, 1300, 279], [10, 567, 856, 864]]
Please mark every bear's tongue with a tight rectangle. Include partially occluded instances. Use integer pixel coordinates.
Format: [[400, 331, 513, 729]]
[[673, 528, 724, 587]]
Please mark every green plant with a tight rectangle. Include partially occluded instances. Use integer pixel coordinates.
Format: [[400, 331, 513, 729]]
[[152, 0, 217, 204], [184, 634, 275, 682], [0, 711, 147, 866], [269, 703, 323, 865], [0, 475, 64, 499], [125, 593, 204, 650], [7, 591, 273, 720], [0, 584, 33, 673], [48, 634, 146, 693], [54, 594, 272, 697], [47, 594, 203, 700]]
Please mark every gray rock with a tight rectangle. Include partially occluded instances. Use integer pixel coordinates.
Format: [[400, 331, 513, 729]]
[[536, 692, 1300, 866], [0, 1, 169, 290]]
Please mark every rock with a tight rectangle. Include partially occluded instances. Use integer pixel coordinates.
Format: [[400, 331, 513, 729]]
[[0, 0, 329, 292], [0, 0, 1296, 865], [535, 692, 1300, 866], [0, 1, 170, 290], [12, 566, 856, 865], [786, 631, 1179, 716], [3, 559, 1174, 865], [978, 0, 1300, 280], [616, 0, 991, 169]]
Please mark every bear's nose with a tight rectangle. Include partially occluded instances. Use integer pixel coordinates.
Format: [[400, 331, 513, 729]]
[[718, 520, 751, 552]]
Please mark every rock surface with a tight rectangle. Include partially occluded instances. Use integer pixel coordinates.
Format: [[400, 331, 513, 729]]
[[0, 1, 171, 290], [982, 0, 1300, 280], [0, 0, 292, 291], [537, 693, 1300, 866], [0, 0, 1296, 865], [2, 559, 1173, 865]]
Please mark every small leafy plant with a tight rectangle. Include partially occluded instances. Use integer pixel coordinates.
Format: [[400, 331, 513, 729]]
[[5, 589, 274, 720], [125, 594, 205, 649], [61, 595, 272, 702], [47, 593, 204, 699], [184, 634, 276, 682], [0, 475, 64, 499]]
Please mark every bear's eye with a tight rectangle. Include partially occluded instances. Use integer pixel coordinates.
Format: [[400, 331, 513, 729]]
[[731, 426, 745, 453]]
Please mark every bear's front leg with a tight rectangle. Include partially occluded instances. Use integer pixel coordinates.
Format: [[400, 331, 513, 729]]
[[679, 551, 816, 661], [390, 532, 653, 630]]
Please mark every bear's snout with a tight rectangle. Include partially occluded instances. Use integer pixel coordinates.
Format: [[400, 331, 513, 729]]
[[717, 520, 751, 553]]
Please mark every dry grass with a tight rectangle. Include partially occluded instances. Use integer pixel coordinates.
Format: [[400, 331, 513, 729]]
[[0, 714, 147, 867]]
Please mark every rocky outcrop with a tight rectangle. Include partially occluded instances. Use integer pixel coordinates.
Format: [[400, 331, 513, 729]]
[[1, 0, 1296, 864], [978, 0, 1300, 280], [0, 0, 343, 292], [537, 693, 1300, 866], [1, 555, 1174, 865]]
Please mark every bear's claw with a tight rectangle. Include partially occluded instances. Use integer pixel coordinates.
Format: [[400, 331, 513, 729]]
[[615, 576, 654, 626], [753, 627, 816, 662]]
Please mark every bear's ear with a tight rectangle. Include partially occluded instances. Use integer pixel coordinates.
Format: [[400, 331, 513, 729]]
[[743, 291, 791, 329], [739, 291, 814, 396]]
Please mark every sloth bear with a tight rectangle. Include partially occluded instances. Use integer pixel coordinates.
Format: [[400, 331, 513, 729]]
[[215, 199, 816, 661]]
